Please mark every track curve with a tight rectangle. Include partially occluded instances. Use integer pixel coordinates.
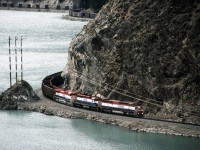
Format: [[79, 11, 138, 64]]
[[42, 72, 200, 127]]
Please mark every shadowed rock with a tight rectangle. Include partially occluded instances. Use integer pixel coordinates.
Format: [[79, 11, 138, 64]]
[[62, 0, 200, 120], [0, 80, 39, 110]]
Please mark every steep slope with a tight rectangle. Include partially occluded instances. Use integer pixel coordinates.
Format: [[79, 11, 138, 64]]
[[62, 0, 200, 120]]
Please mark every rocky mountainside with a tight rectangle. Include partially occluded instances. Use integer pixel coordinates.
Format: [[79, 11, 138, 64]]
[[62, 0, 200, 121], [80, 0, 108, 13]]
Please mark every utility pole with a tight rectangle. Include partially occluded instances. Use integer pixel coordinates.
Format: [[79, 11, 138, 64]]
[[9, 36, 12, 87], [15, 37, 18, 83], [20, 36, 23, 80]]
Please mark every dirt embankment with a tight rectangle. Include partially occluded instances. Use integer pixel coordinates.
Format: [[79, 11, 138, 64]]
[[1, 82, 199, 138], [17, 90, 200, 138]]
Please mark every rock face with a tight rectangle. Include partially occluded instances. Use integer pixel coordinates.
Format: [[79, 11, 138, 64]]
[[80, 0, 108, 13], [62, 0, 200, 118], [0, 80, 39, 109]]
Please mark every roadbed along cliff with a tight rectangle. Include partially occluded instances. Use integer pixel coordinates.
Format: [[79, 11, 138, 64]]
[[17, 89, 200, 138]]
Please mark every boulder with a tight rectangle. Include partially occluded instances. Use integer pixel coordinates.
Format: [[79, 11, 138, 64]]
[[0, 80, 39, 110]]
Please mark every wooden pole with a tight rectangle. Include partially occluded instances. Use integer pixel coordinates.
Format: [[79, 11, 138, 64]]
[[9, 36, 12, 87], [21, 36, 23, 80], [15, 37, 18, 83]]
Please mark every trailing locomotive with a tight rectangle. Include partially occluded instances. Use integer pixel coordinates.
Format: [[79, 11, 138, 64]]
[[42, 72, 144, 118]]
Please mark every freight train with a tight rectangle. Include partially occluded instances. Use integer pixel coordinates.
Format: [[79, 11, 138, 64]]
[[42, 72, 144, 117]]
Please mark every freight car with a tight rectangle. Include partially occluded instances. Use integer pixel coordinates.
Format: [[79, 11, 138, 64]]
[[42, 72, 144, 118]]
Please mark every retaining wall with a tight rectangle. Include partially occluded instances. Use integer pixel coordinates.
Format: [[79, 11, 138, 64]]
[[69, 9, 96, 18], [0, 1, 70, 10]]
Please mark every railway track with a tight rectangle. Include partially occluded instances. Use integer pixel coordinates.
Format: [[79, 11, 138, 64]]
[[42, 72, 144, 118], [41, 72, 200, 127]]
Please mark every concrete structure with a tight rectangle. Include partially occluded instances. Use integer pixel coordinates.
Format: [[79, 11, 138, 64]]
[[56, 5, 60, 9], [0, 0, 97, 19], [36, 4, 40, 9], [69, 9, 96, 19], [90, 13, 96, 18], [2, 3, 7, 7], [0, 0, 71, 11], [69, 0, 82, 10], [9, 3, 14, 7], [45, 5, 49, 9], [18, 3, 23, 8], [65, 5, 69, 10], [27, 4, 31, 8]]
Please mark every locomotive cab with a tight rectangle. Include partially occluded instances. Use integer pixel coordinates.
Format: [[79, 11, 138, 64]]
[[134, 105, 144, 117]]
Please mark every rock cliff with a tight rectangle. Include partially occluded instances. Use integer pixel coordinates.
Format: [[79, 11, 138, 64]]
[[62, 0, 200, 120]]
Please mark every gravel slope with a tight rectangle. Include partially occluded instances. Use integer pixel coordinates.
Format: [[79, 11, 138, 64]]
[[17, 90, 200, 138]]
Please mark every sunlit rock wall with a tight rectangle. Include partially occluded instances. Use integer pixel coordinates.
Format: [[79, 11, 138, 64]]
[[62, 0, 200, 115]]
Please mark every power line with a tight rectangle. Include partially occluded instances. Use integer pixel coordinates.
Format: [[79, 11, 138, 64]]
[[71, 69, 163, 104], [15, 37, 18, 83], [20, 36, 23, 80], [8, 36, 24, 86], [70, 69, 163, 107], [69, 69, 200, 117], [8, 36, 12, 87]]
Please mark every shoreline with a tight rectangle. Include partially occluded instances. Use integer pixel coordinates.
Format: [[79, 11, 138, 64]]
[[0, 8, 199, 138], [0, 7, 68, 13], [0, 8, 92, 22], [17, 90, 200, 138], [61, 15, 92, 22]]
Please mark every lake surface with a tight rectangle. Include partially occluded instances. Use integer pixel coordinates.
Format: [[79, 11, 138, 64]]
[[0, 110, 200, 150], [0, 10, 199, 150], [0, 10, 87, 93]]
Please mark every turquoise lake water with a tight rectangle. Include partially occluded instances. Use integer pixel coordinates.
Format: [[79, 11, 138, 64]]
[[0, 10, 87, 92], [0, 110, 200, 150], [0, 10, 199, 150]]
